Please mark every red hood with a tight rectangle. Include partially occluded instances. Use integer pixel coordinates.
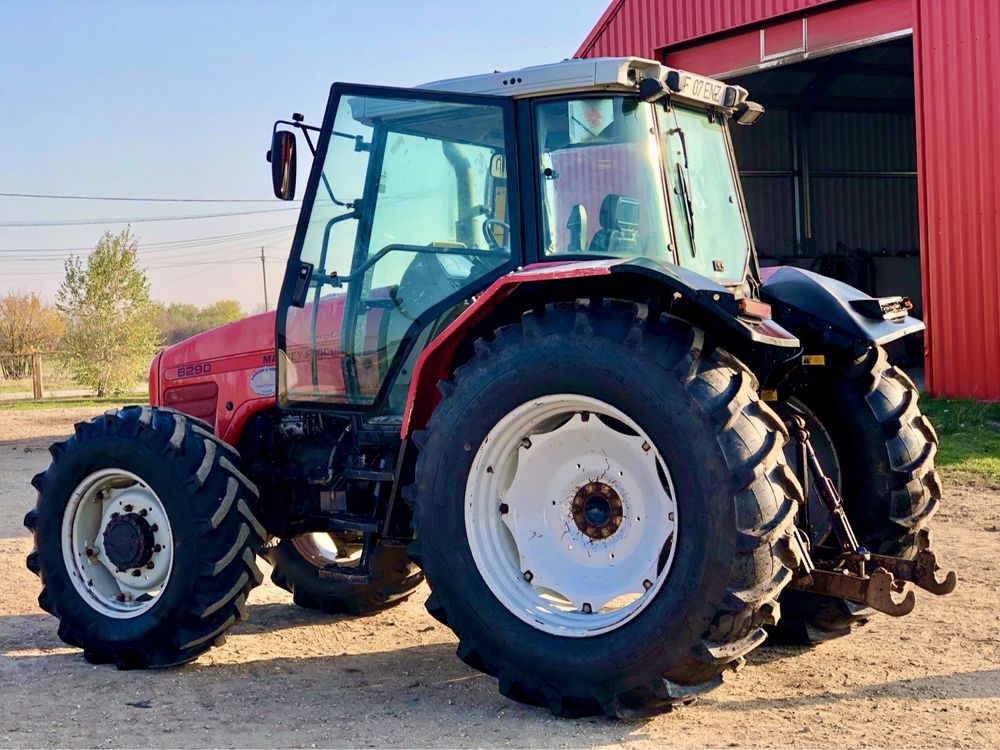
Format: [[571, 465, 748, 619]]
[[160, 310, 276, 376], [152, 310, 279, 442]]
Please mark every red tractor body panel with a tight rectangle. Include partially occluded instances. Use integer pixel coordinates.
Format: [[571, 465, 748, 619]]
[[151, 310, 278, 445]]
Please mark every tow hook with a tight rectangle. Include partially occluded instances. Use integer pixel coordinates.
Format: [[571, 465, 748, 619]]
[[784, 415, 957, 616]]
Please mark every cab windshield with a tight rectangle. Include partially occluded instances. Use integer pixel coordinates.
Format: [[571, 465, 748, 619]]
[[536, 96, 749, 284]]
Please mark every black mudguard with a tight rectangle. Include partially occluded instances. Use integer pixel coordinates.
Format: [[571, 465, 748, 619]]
[[609, 257, 800, 350], [760, 266, 925, 350]]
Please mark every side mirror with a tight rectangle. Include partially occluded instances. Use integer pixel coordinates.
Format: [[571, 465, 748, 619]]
[[734, 101, 765, 126], [267, 130, 297, 200]]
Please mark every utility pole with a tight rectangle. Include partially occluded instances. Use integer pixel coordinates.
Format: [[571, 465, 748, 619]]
[[260, 246, 269, 311]]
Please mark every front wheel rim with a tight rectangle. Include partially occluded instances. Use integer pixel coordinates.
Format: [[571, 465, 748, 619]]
[[60, 469, 175, 619], [465, 394, 678, 637]]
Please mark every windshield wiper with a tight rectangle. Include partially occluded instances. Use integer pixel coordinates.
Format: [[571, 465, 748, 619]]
[[674, 163, 697, 257], [668, 127, 697, 256], [668, 127, 689, 169]]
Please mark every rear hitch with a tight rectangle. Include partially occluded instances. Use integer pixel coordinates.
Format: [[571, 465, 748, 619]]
[[784, 415, 956, 616]]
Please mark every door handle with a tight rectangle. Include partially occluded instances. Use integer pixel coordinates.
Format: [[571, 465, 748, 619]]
[[290, 262, 314, 307]]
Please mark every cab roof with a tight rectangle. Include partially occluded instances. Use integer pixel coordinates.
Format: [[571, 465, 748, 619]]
[[418, 57, 748, 112]]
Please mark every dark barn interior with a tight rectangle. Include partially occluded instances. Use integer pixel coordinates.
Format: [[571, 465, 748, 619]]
[[729, 38, 922, 363]]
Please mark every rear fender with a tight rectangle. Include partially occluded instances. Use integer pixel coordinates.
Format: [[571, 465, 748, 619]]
[[760, 266, 925, 351], [401, 258, 799, 437]]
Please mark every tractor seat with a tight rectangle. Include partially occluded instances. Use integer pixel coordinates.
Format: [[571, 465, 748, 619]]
[[588, 194, 641, 256]]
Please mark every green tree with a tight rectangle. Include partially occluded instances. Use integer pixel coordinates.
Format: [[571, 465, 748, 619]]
[[152, 299, 245, 345], [199, 299, 244, 327], [0, 292, 64, 378], [57, 228, 160, 396]]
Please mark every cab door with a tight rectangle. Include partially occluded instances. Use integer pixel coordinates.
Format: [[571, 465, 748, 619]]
[[276, 85, 520, 411]]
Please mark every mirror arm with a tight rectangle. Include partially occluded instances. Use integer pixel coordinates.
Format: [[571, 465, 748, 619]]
[[274, 118, 321, 135], [301, 128, 318, 157]]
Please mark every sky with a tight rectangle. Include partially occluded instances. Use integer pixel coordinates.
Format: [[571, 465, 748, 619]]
[[0, 0, 608, 312]]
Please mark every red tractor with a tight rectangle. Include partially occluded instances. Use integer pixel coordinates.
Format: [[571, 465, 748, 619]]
[[25, 58, 954, 717]]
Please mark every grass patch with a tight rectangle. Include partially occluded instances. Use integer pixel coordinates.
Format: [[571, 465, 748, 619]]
[[921, 397, 1000, 485], [0, 394, 147, 411]]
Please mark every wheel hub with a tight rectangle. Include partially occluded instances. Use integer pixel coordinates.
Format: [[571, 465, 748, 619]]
[[572, 482, 623, 539], [61, 469, 174, 619], [102, 513, 155, 571]]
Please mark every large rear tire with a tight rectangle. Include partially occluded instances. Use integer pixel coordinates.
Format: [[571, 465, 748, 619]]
[[23, 406, 266, 668], [405, 300, 802, 717], [772, 346, 941, 643], [264, 534, 423, 614]]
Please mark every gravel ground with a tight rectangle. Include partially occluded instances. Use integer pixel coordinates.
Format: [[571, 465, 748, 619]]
[[1, 407, 998, 748]]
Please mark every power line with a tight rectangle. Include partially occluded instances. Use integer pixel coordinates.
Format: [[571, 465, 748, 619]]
[[0, 224, 295, 255], [0, 254, 263, 276], [152, 268, 229, 286], [144, 259, 261, 269], [0, 207, 299, 228], [0, 243, 282, 263], [0, 191, 294, 203]]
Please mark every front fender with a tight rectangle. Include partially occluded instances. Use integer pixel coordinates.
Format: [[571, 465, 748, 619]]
[[760, 266, 925, 350]]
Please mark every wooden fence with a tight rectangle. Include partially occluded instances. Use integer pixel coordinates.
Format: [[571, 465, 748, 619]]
[[0, 352, 56, 400]]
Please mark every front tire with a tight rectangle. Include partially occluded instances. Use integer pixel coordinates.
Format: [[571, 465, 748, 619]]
[[405, 301, 802, 717], [23, 406, 265, 668]]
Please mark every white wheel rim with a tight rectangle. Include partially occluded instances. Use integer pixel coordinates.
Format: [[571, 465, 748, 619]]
[[60, 469, 175, 619], [291, 533, 363, 568], [465, 394, 678, 637]]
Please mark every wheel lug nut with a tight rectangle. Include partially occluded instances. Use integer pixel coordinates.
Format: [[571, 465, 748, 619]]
[[150, 524, 159, 533], [499, 503, 509, 515], [523, 570, 533, 583], [521, 437, 532, 449], [131, 569, 141, 577], [145, 561, 155, 570], [140, 509, 148, 517], [641, 441, 651, 452], [642, 579, 653, 591], [110, 512, 120, 520], [153, 544, 162, 552], [124, 504, 133, 512], [582, 603, 592, 614]]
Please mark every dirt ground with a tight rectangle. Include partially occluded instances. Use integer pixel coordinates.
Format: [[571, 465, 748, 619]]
[[1, 408, 998, 749]]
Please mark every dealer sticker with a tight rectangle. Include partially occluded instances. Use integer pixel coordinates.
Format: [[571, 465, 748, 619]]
[[250, 366, 276, 397]]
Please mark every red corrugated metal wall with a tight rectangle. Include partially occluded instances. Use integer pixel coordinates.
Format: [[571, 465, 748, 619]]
[[913, 0, 1000, 400], [578, 0, 1000, 400], [576, 0, 837, 58]]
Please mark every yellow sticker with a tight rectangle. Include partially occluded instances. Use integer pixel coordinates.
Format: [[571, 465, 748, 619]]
[[802, 354, 826, 366], [761, 389, 778, 402]]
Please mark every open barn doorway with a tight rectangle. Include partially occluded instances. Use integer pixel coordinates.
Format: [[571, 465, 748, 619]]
[[729, 37, 922, 369]]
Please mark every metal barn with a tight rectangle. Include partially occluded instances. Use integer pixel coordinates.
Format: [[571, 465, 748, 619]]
[[577, 0, 1000, 400]]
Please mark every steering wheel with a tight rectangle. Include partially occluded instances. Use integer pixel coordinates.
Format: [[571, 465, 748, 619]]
[[390, 254, 463, 322], [482, 218, 511, 251]]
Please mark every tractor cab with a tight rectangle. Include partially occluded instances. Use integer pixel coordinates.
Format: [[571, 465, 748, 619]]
[[268, 58, 764, 414]]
